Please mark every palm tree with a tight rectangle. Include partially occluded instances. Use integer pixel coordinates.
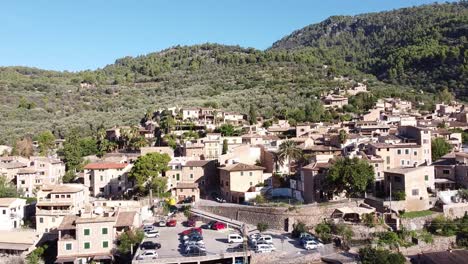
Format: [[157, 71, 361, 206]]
[[277, 140, 302, 176]]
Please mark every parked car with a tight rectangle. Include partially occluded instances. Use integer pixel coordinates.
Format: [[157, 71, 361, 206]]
[[140, 241, 161, 250], [184, 245, 207, 256], [249, 233, 261, 241], [255, 244, 275, 253], [203, 220, 217, 229], [302, 240, 323, 250], [228, 234, 244, 244], [142, 224, 155, 232], [166, 219, 177, 227], [299, 232, 317, 243], [227, 243, 251, 252], [181, 227, 203, 236], [184, 236, 205, 246], [183, 233, 203, 241], [145, 229, 160, 238], [136, 250, 158, 260], [157, 220, 166, 227], [212, 222, 227, 230], [249, 234, 273, 245]]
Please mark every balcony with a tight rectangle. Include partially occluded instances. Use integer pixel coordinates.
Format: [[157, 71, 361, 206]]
[[36, 208, 73, 215]]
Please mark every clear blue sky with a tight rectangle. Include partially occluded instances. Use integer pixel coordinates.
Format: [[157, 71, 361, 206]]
[[0, 0, 453, 71]]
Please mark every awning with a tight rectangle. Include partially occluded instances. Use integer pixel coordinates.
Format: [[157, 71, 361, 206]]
[[55, 256, 76, 263]]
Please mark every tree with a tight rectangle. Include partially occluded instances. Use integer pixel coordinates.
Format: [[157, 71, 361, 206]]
[[129, 136, 148, 151], [150, 176, 169, 198], [60, 131, 85, 172], [315, 222, 332, 243], [292, 221, 308, 238], [277, 140, 302, 175], [62, 171, 76, 184], [160, 110, 175, 134], [359, 246, 405, 264], [13, 137, 33, 157], [117, 229, 144, 254], [327, 157, 375, 197], [437, 87, 454, 104], [257, 222, 269, 233], [0, 176, 18, 198], [217, 124, 237, 136], [36, 131, 55, 156], [248, 104, 257, 125], [26, 244, 47, 264], [128, 153, 171, 193], [222, 139, 228, 154], [338, 130, 347, 144], [431, 137, 452, 161]]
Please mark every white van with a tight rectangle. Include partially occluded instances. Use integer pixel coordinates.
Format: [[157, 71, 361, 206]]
[[256, 235, 273, 244], [228, 234, 244, 244], [255, 244, 275, 253]]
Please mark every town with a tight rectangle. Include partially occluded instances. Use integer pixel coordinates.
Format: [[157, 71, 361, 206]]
[[1, 82, 468, 264]]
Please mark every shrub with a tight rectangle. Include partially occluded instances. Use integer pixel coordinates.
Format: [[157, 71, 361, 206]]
[[359, 246, 405, 264], [314, 222, 332, 243], [292, 221, 308, 238], [392, 191, 406, 201], [257, 222, 269, 233]]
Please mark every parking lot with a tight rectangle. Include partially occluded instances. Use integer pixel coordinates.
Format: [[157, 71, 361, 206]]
[[133, 218, 325, 263]]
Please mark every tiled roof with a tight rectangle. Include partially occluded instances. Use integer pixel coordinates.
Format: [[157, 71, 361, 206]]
[[185, 160, 211, 167], [219, 163, 265, 172], [176, 182, 199, 189], [0, 198, 22, 207], [58, 215, 78, 230], [84, 162, 127, 170], [115, 211, 137, 227]]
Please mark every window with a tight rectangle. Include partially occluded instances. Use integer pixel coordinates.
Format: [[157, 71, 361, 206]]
[[374, 164, 378, 168], [443, 169, 450, 175], [100, 175, 103, 181], [66, 195, 71, 198], [52, 218, 55, 223], [21, 180, 25, 185], [425, 175, 429, 181], [55, 194, 60, 199], [84, 229, 90, 236], [397, 149, 401, 155], [405, 149, 409, 155], [240, 172, 244, 176], [102, 228, 108, 235], [423, 139, 428, 144], [66, 243, 72, 250], [250, 182, 253, 186], [414, 151, 418, 156], [84, 242, 90, 249], [2, 210, 5, 214], [412, 189, 419, 196], [190, 167, 193, 170], [401, 160, 405, 166], [225, 181, 229, 187], [39, 217, 43, 223], [386, 156, 390, 163], [249, 172, 253, 176], [118, 176, 121, 181], [102, 241, 109, 248], [176, 174, 180, 181], [190, 174, 193, 179]]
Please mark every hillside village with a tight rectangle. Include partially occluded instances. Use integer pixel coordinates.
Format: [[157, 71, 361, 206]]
[[1, 81, 468, 264]]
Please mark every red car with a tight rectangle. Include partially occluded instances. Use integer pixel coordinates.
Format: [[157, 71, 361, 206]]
[[186, 219, 196, 227], [166, 219, 177, 227], [211, 222, 227, 230], [180, 227, 202, 236]]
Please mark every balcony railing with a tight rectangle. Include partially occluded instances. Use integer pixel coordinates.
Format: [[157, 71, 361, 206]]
[[36, 209, 73, 215]]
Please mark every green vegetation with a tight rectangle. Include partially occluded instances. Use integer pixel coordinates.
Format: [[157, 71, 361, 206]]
[[257, 222, 269, 233], [292, 221, 308, 238], [431, 137, 453, 161], [400, 210, 433, 219], [358, 246, 406, 264], [272, 2, 468, 98], [35, 130, 55, 156], [314, 221, 353, 245], [277, 140, 302, 175], [128, 152, 171, 195], [0, 3, 463, 144], [117, 229, 144, 254], [392, 191, 406, 201], [26, 244, 48, 264], [327, 157, 375, 197], [0, 176, 18, 198]]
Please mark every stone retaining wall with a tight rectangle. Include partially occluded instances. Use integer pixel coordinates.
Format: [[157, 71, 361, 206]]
[[199, 199, 363, 231]]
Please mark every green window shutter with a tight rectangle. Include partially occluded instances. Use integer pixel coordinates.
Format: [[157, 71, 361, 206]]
[[66, 244, 72, 250], [103, 241, 109, 248], [102, 228, 108, 235], [84, 242, 90, 249], [84, 229, 90, 236]]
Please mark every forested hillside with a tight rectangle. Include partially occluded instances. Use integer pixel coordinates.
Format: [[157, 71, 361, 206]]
[[0, 2, 465, 144], [272, 2, 468, 96]]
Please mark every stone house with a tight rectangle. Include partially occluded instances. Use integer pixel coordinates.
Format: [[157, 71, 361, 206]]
[[56, 210, 139, 264], [172, 183, 200, 203], [35, 184, 88, 234], [83, 162, 132, 198], [219, 163, 265, 203], [322, 95, 349, 108], [384, 166, 435, 212], [0, 198, 26, 230]]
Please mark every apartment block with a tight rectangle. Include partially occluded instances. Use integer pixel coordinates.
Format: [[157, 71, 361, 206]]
[[83, 162, 132, 198], [219, 163, 265, 203], [0, 198, 26, 230]]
